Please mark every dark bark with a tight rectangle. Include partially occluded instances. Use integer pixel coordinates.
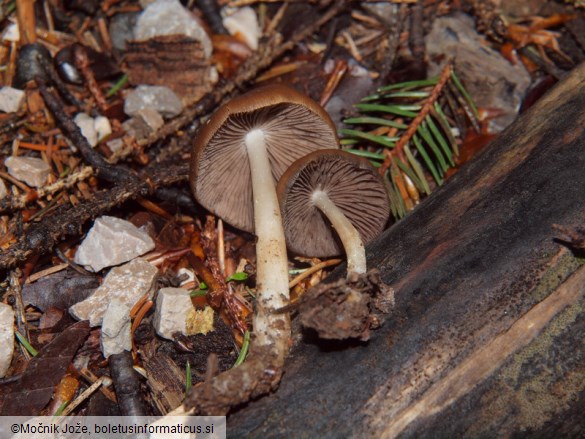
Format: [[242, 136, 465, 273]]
[[227, 62, 585, 437]]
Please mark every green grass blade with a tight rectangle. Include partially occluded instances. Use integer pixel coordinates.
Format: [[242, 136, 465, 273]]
[[15, 330, 38, 356], [106, 74, 128, 97], [233, 331, 251, 367], [185, 361, 192, 393]]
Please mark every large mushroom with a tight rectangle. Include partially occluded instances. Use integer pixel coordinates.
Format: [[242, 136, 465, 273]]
[[188, 84, 338, 410], [277, 149, 394, 340]]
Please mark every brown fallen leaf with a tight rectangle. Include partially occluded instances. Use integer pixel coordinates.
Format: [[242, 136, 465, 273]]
[[0, 320, 90, 415], [22, 269, 99, 312]]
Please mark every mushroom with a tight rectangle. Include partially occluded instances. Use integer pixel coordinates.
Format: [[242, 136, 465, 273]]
[[277, 149, 390, 276], [277, 149, 393, 340], [190, 84, 338, 361]]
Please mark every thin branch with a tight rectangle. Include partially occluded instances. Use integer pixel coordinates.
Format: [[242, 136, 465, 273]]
[[379, 63, 452, 176], [0, 162, 188, 271], [36, 78, 135, 184]]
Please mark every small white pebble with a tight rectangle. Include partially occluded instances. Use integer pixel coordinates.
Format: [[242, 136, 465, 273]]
[[4, 156, 51, 188], [0, 87, 26, 113], [0, 178, 7, 200], [223, 7, 261, 51], [2, 22, 19, 42]]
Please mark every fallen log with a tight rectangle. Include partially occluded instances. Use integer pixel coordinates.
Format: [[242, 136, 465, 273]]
[[227, 61, 585, 437]]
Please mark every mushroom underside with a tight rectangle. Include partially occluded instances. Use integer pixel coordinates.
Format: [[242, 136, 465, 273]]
[[193, 103, 339, 232], [280, 156, 390, 257]]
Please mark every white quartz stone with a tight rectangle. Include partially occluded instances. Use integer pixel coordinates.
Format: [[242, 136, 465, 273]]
[[134, 0, 212, 58], [2, 22, 19, 42], [74, 215, 155, 272], [0, 178, 7, 200], [153, 287, 191, 340], [94, 115, 112, 143], [70, 258, 158, 326], [0, 87, 26, 113], [136, 107, 164, 131], [74, 113, 112, 147], [101, 300, 132, 358], [4, 156, 51, 188], [124, 85, 183, 119], [223, 7, 261, 51], [0, 303, 15, 378], [74, 113, 98, 147]]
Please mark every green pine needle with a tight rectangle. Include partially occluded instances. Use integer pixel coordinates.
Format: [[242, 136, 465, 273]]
[[344, 148, 386, 161], [15, 330, 38, 356], [233, 331, 250, 367], [341, 69, 475, 220], [450, 71, 479, 118], [377, 77, 439, 92], [106, 74, 128, 97], [355, 103, 418, 118], [339, 129, 397, 148], [185, 361, 192, 393], [343, 116, 407, 129]]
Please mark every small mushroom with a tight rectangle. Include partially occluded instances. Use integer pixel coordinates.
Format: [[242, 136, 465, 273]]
[[277, 149, 390, 275], [277, 149, 393, 341], [190, 84, 338, 357]]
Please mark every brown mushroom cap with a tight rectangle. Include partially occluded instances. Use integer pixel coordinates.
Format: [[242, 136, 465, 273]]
[[190, 84, 339, 233], [277, 149, 390, 257]]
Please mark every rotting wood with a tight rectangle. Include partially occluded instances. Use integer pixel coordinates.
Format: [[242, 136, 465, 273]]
[[226, 62, 585, 437]]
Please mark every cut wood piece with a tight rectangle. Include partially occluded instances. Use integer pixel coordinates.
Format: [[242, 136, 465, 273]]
[[227, 62, 585, 437]]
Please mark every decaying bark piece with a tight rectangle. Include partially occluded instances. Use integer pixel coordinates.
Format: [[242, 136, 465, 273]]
[[298, 269, 394, 341], [125, 35, 215, 104], [227, 63, 585, 437]]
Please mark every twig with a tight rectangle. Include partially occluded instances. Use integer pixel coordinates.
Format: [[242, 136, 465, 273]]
[[217, 219, 225, 276], [16, 0, 36, 45], [79, 368, 117, 402], [36, 78, 135, 184], [60, 376, 106, 416], [408, 0, 425, 78], [109, 351, 148, 417], [0, 166, 94, 213], [319, 59, 348, 106], [24, 263, 69, 284], [6, 269, 31, 359], [195, 0, 227, 35], [289, 258, 343, 289], [379, 63, 453, 176], [0, 162, 189, 270], [73, 44, 108, 113]]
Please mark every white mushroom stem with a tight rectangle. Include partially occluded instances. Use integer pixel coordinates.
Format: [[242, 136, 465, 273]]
[[245, 129, 291, 359], [312, 190, 367, 275]]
